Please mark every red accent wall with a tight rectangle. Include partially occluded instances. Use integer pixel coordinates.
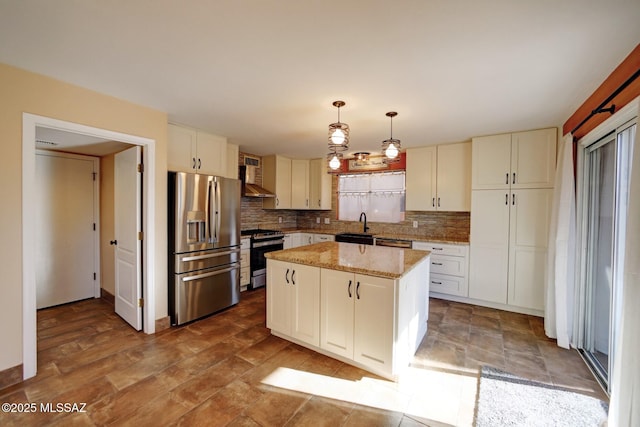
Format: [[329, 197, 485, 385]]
[[563, 44, 640, 139]]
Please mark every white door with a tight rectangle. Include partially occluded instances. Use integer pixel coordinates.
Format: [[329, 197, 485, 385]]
[[471, 133, 512, 190], [353, 274, 394, 374], [469, 189, 511, 304], [320, 269, 354, 358], [437, 142, 472, 211], [405, 146, 437, 211], [266, 259, 291, 333], [114, 146, 142, 330], [291, 264, 320, 346], [507, 189, 553, 310], [35, 152, 97, 309]]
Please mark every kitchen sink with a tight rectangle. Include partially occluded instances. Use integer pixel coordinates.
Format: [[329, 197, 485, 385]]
[[334, 232, 375, 245]]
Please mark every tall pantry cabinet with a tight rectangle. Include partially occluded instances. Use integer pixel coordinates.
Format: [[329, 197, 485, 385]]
[[469, 128, 556, 312]]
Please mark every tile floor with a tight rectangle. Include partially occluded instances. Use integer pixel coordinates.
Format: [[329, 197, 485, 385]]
[[0, 289, 607, 426]]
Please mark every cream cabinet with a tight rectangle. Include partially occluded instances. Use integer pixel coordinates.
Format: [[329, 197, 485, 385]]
[[262, 155, 292, 209], [266, 260, 320, 347], [312, 234, 334, 243], [291, 159, 310, 209], [469, 188, 553, 311], [472, 128, 556, 190], [240, 238, 250, 290], [320, 269, 395, 374], [167, 124, 227, 176], [406, 142, 471, 211], [226, 143, 239, 179], [262, 156, 332, 211], [309, 158, 332, 210], [469, 128, 556, 313], [413, 241, 469, 297]]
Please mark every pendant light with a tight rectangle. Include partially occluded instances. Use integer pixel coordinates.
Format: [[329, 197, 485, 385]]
[[382, 111, 401, 162], [328, 101, 349, 152], [327, 151, 343, 171]]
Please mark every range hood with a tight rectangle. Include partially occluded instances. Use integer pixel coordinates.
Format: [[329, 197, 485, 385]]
[[239, 164, 275, 198]]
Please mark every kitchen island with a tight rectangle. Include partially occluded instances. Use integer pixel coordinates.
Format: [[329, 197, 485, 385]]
[[265, 241, 430, 380]]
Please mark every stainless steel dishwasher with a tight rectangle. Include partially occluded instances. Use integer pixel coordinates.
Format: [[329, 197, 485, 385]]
[[374, 237, 412, 248]]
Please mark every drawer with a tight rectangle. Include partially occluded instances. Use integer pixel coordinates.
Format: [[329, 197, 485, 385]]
[[241, 238, 250, 250], [413, 241, 468, 257], [240, 249, 249, 264], [240, 267, 250, 286], [430, 255, 467, 277], [429, 273, 468, 297]]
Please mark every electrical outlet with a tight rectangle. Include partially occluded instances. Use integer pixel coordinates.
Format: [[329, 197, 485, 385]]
[[324, 218, 330, 224], [412, 221, 418, 228], [278, 216, 283, 223], [316, 217, 320, 224]]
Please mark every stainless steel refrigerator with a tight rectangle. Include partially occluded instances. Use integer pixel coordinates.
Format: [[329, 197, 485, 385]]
[[168, 172, 241, 325]]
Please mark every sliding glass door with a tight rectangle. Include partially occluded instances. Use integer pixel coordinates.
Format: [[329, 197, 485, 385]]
[[577, 120, 635, 394]]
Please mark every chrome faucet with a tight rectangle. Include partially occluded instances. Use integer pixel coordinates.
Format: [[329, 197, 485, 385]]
[[359, 212, 370, 233]]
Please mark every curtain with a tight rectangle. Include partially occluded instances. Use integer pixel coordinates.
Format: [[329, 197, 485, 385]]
[[338, 172, 405, 222], [609, 124, 639, 427], [544, 132, 576, 349]]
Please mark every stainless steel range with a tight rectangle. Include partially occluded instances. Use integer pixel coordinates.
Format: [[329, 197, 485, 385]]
[[241, 229, 284, 289]]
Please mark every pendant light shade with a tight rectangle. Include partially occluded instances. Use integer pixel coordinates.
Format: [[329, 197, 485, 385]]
[[382, 111, 401, 163], [328, 101, 349, 152]]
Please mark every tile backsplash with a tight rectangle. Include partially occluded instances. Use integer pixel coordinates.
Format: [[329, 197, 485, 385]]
[[238, 151, 470, 242]]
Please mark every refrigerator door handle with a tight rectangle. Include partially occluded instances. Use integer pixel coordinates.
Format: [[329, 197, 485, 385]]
[[206, 179, 213, 243], [215, 179, 221, 243], [182, 248, 240, 262], [182, 265, 238, 282]]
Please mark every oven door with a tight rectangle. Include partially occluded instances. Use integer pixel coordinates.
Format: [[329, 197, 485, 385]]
[[250, 238, 284, 287]]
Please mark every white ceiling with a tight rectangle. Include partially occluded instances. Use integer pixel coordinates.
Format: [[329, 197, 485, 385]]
[[1, 1, 639, 159]]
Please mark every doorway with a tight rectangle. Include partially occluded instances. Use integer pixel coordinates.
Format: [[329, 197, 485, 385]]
[[36, 150, 100, 309], [22, 113, 157, 380], [576, 116, 636, 394]]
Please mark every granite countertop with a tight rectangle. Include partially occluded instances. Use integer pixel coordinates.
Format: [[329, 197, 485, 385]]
[[265, 241, 430, 279], [279, 229, 468, 244]]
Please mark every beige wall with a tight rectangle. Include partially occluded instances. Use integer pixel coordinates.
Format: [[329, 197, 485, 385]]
[[100, 154, 116, 295], [0, 63, 168, 373]]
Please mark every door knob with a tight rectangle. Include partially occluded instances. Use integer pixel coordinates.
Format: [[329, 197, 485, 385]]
[[110, 240, 118, 245]]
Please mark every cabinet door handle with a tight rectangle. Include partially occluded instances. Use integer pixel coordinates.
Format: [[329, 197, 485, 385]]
[[505, 193, 508, 205], [512, 193, 516, 205], [437, 197, 441, 207], [505, 173, 509, 184], [348, 280, 352, 298], [306, 199, 309, 207], [193, 157, 197, 169], [432, 197, 435, 207], [285, 268, 290, 284], [356, 281, 360, 299], [513, 172, 516, 184], [431, 281, 442, 285], [318, 199, 321, 207], [291, 270, 296, 285], [276, 198, 279, 206], [432, 262, 443, 266], [432, 247, 443, 251], [198, 158, 201, 169]]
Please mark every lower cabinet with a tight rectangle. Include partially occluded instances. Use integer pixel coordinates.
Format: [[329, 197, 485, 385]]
[[267, 258, 429, 379], [320, 269, 395, 375], [266, 260, 320, 346], [412, 241, 469, 297]]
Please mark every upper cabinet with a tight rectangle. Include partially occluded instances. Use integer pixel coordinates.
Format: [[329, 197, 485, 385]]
[[263, 155, 332, 210], [167, 124, 228, 177], [406, 141, 471, 211], [291, 159, 310, 209], [309, 158, 332, 210], [226, 143, 239, 180], [472, 128, 557, 190], [262, 155, 292, 209]]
